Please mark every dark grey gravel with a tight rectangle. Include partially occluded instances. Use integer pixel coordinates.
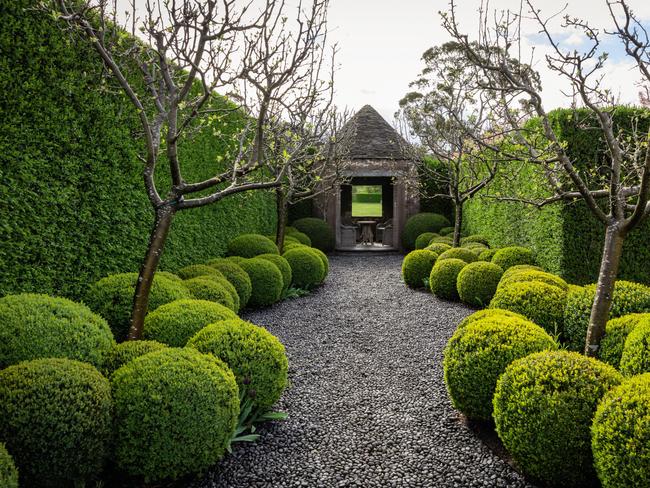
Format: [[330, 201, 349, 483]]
[[195, 254, 535, 488]]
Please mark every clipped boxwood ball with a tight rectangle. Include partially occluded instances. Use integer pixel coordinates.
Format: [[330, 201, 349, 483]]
[[415, 232, 438, 249], [111, 348, 239, 481], [490, 282, 567, 336], [208, 260, 252, 309], [430, 235, 454, 245], [564, 281, 650, 352], [592, 373, 650, 488], [402, 213, 451, 250], [292, 218, 335, 252], [85, 272, 191, 342], [457, 261, 504, 307], [493, 351, 622, 487], [620, 320, 650, 377], [439, 226, 454, 236], [437, 247, 477, 263], [599, 313, 650, 368], [257, 254, 292, 294], [0, 293, 115, 369], [491, 246, 535, 270], [498, 269, 568, 292], [457, 308, 529, 329], [227, 234, 279, 258], [238, 258, 284, 307], [461, 234, 489, 246], [225, 255, 247, 264], [0, 358, 112, 487], [156, 271, 183, 282], [289, 231, 311, 246], [500, 264, 544, 281], [103, 340, 168, 376], [185, 277, 237, 312], [188, 319, 288, 409], [307, 247, 329, 278], [143, 299, 237, 347], [429, 258, 467, 300], [444, 317, 556, 420], [402, 250, 439, 289], [0, 443, 18, 488], [283, 248, 325, 289], [477, 248, 498, 262], [426, 242, 452, 255], [176, 264, 224, 281]]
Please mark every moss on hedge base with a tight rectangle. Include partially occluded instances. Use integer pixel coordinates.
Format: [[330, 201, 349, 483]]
[[111, 348, 239, 482], [437, 248, 477, 264], [456, 262, 504, 307], [238, 259, 284, 307], [429, 258, 467, 301], [599, 313, 650, 369], [185, 277, 238, 312], [493, 351, 622, 487], [227, 234, 279, 258], [0, 293, 115, 369], [402, 250, 439, 289], [257, 254, 292, 294], [103, 340, 168, 376], [491, 246, 535, 270], [402, 213, 451, 250], [620, 320, 650, 377], [0, 358, 113, 487], [0, 443, 18, 488], [291, 218, 335, 252], [444, 317, 556, 420], [208, 260, 252, 309], [592, 373, 650, 488]]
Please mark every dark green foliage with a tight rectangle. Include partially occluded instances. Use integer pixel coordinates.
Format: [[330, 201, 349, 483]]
[[282, 248, 325, 289], [257, 254, 292, 294], [491, 247, 535, 270], [111, 348, 239, 482], [85, 272, 191, 342], [188, 319, 289, 409], [415, 232, 438, 249], [402, 250, 439, 289], [437, 247, 477, 264], [291, 218, 335, 252], [429, 258, 467, 300], [457, 308, 529, 329], [0, 293, 115, 369], [477, 248, 498, 262], [599, 313, 650, 368], [103, 339, 168, 376], [289, 231, 311, 246], [0, 358, 112, 487], [307, 247, 330, 278], [143, 299, 237, 347], [493, 351, 623, 487], [498, 269, 568, 292], [426, 242, 452, 254], [564, 281, 650, 352], [490, 282, 567, 336], [227, 234, 279, 258], [402, 213, 451, 250], [0, 0, 276, 301], [185, 277, 237, 312], [176, 264, 224, 281], [439, 226, 454, 236], [238, 259, 284, 307], [0, 443, 18, 488], [208, 260, 252, 309], [620, 320, 650, 377], [456, 262, 504, 307], [444, 317, 556, 420], [592, 373, 650, 488]]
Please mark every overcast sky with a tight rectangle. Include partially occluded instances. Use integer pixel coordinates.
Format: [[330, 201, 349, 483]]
[[327, 0, 650, 124]]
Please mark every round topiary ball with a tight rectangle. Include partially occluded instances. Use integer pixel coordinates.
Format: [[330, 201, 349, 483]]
[[227, 234, 279, 258], [307, 247, 330, 278], [156, 271, 183, 282], [564, 281, 650, 352], [457, 308, 529, 329], [415, 232, 438, 249], [291, 218, 335, 252], [430, 235, 455, 245], [176, 264, 224, 281], [103, 339, 168, 376], [225, 255, 247, 264], [238, 258, 284, 307], [437, 247, 477, 263], [444, 317, 556, 420], [85, 272, 191, 342], [426, 242, 452, 255], [257, 254, 292, 294], [282, 248, 326, 289], [491, 246, 535, 270], [0, 358, 113, 487], [620, 320, 650, 376], [402, 250, 439, 289], [493, 350, 622, 487], [461, 235, 490, 246], [288, 231, 311, 247], [599, 313, 650, 368], [592, 373, 650, 488], [498, 269, 568, 292], [456, 261, 504, 307], [0, 293, 115, 369], [477, 248, 498, 262], [208, 260, 253, 309], [111, 348, 239, 482], [429, 258, 467, 301], [143, 299, 238, 347], [439, 226, 454, 236], [402, 213, 451, 250], [500, 264, 544, 282], [188, 319, 288, 409], [0, 443, 18, 488], [185, 277, 237, 312], [462, 242, 489, 254]]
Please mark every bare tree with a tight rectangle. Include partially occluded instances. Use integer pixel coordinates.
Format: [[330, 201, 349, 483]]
[[441, 0, 650, 355], [52, 0, 332, 339]]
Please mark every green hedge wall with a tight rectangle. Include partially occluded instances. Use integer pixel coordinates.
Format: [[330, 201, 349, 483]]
[[463, 107, 650, 285], [0, 0, 276, 300]]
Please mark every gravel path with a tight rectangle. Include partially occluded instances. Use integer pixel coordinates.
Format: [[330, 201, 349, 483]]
[[196, 254, 535, 488]]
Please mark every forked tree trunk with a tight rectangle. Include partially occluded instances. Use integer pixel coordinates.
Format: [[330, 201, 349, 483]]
[[275, 188, 288, 254], [584, 224, 626, 356], [452, 201, 463, 247], [127, 204, 176, 340]]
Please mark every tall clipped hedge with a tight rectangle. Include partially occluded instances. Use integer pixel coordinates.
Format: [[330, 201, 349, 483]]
[[462, 107, 650, 284], [0, 0, 276, 300]]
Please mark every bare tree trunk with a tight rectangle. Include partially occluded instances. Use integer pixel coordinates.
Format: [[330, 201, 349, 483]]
[[584, 224, 626, 356], [452, 201, 463, 247], [275, 187, 288, 254], [128, 204, 176, 340]]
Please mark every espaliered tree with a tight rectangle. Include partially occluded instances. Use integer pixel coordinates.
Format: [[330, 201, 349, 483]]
[[53, 0, 332, 339], [442, 0, 650, 355]]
